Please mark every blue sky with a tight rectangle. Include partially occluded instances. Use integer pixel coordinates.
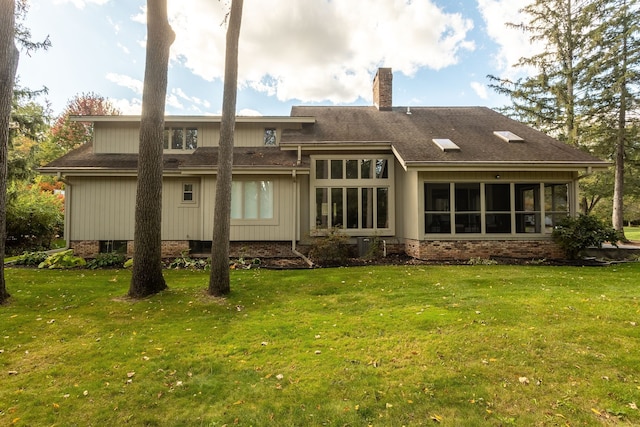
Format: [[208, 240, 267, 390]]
[[18, 0, 539, 117]]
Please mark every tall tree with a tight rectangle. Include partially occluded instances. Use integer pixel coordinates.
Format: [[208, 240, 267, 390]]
[[129, 0, 175, 298], [208, 0, 244, 297], [0, 0, 20, 304], [582, 0, 640, 235], [489, 0, 594, 147], [51, 92, 120, 151]]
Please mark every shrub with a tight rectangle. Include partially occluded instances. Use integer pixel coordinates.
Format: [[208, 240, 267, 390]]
[[552, 215, 621, 259], [169, 251, 209, 270], [38, 249, 86, 269], [86, 252, 126, 269], [308, 227, 351, 266], [13, 251, 48, 266]]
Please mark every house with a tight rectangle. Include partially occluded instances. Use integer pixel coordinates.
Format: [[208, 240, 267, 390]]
[[40, 68, 609, 261]]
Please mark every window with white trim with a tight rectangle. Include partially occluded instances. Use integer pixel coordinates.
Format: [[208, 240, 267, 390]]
[[312, 157, 392, 231], [182, 183, 196, 204], [164, 127, 198, 150], [264, 128, 276, 146], [231, 180, 274, 220], [424, 182, 569, 235]]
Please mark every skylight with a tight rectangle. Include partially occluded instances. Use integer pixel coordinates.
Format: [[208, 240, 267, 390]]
[[432, 138, 460, 152], [494, 131, 524, 143]]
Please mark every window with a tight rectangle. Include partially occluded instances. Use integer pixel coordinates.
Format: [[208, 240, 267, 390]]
[[264, 128, 276, 146], [312, 157, 393, 232], [231, 180, 274, 220], [182, 183, 196, 203], [164, 127, 198, 150], [424, 182, 569, 235], [99, 240, 127, 254]]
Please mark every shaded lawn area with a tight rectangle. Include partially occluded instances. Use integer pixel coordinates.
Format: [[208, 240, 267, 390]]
[[1, 264, 639, 426]]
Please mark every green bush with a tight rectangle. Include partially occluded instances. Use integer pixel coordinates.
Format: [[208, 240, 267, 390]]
[[308, 227, 351, 266], [86, 252, 126, 269], [6, 182, 64, 254], [169, 251, 209, 270], [38, 249, 86, 269], [552, 215, 621, 259], [13, 251, 49, 266]]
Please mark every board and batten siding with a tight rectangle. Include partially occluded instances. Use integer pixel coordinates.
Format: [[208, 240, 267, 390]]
[[93, 123, 140, 154], [68, 177, 202, 241]]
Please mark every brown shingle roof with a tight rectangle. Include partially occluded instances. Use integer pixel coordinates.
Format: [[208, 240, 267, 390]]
[[283, 106, 608, 167]]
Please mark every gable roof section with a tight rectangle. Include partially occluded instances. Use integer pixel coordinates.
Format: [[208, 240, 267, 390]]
[[283, 106, 608, 171]]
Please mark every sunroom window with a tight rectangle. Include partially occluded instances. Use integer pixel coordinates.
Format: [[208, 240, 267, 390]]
[[424, 182, 569, 235], [312, 156, 393, 232]]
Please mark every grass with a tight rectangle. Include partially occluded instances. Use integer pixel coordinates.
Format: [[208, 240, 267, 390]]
[[1, 264, 640, 426], [624, 226, 640, 242]]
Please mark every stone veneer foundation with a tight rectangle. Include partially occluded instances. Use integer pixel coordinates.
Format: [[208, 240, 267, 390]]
[[405, 239, 565, 261]]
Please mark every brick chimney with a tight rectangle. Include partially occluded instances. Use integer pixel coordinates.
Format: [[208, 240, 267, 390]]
[[373, 67, 392, 111]]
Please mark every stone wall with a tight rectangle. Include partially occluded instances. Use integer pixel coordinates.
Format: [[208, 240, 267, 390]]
[[405, 239, 565, 261]]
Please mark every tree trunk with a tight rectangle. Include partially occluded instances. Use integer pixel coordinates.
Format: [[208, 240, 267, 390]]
[[0, 0, 19, 304], [129, 0, 175, 298], [209, 0, 244, 297]]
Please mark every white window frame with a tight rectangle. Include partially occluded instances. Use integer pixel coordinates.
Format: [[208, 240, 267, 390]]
[[310, 155, 395, 236], [264, 128, 277, 146], [181, 181, 198, 206]]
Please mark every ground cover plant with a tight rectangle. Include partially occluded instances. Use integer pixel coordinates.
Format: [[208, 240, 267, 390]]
[[1, 264, 639, 426]]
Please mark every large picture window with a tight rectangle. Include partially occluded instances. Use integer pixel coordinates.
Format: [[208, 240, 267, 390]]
[[424, 182, 569, 235], [231, 180, 274, 220], [313, 157, 392, 232]]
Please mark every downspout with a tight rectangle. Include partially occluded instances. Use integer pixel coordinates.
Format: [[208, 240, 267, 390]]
[[291, 168, 313, 267]]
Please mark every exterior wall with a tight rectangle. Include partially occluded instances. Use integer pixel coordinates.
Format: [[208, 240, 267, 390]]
[[94, 122, 139, 154], [405, 239, 565, 261]]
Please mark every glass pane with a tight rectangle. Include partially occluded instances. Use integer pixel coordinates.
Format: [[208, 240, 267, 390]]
[[171, 129, 183, 149], [316, 160, 328, 179], [485, 183, 510, 211], [515, 184, 539, 212], [346, 160, 358, 179], [516, 213, 541, 233], [486, 213, 511, 233], [361, 159, 373, 179], [545, 184, 568, 212], [375, 159, 388, 179], [315, 188, 328, 228], [377, 188, 388, 228], [331, 188, 343, 228], [455, 183, 480, 211], [424, 183, 450, 211], [186, 128, 198, 149], [244, 181, 258, 219], [231, 182, 242, 219], [264, 128, 276, 146], [259, 181, 273, 219], [545, 213, 568, 232], [331, 160, 343, 179], [426, 213, 451, 233], [362, 188, 373, 228], [346, 188, 359, 228], [454, 214, 481, 233]]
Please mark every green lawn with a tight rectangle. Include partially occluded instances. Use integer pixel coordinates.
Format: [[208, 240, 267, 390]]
[[1, 264, 640, 426], [625, 227, 640, 242]]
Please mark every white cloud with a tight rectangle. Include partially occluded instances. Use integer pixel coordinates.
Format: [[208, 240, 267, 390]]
[[476, 0, 543, 79], [106, 73, 143, 95], [470, 81, 488, 99], [165, 0, 475, 104], [53, 0, 109, 9], [110, 98, 142, 115]]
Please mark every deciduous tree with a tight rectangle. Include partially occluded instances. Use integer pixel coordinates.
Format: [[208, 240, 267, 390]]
[[129, 0, 175, 298], [209, 0, 244, 297], [0, 0, 20, 304]]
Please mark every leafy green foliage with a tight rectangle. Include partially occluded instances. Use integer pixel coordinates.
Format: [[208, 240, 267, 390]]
[[38, 249, 86, 269], [13, 251, 48, 266], [86, 252, 126, 269], [168, 251, 209, 270], [6, 181, 64, 254], [552, 214, 621, 259], [308, 227, 351, 266]]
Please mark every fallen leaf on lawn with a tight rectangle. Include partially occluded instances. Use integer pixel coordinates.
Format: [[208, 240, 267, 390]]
[[591, 408, 602, 416], [52, 403, 60, 409], [431, 414, 443, 422], [629, 402, 638, 410], [233, 400, 244, 405], [519, 377, 529, 385], [127, 372, 135, 378]]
